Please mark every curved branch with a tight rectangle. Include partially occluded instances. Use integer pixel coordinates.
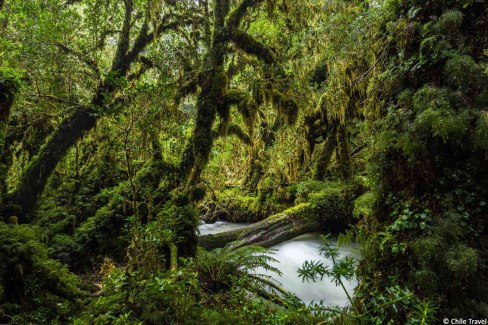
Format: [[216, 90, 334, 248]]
[[226, 124, 252, 145], [226, 0, 264, 29], [229, 30, 274, 64], [224, 88, 250, 106]]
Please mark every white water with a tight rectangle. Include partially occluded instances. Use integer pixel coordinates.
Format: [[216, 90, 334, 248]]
[[198, 221, 359, 308]]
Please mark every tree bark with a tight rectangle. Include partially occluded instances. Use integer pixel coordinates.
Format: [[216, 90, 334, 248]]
[[315, 131, 338, 181], [198, 198, 352, 250], [198, 206, 322, 249], [180, 0, 270, 187]]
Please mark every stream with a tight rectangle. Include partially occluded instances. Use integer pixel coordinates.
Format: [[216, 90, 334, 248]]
[[198, 221, 359, 307]]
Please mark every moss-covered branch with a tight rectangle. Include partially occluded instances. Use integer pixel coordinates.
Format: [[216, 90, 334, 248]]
[[229, 30, 275, 64], [226, 124, 252, 145], [54, 42, 101, 78], [226, 0, 264, 29], [224, 88, 251, 106]]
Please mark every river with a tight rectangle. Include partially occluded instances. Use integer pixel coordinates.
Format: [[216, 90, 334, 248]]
[[198, 221, 359, 307]]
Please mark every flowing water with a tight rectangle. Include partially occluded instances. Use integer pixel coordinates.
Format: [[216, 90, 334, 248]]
[[198, 221, 359, 307]]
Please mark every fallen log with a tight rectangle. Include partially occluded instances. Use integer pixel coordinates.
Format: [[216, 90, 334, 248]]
[[198, 187, 354, 249]]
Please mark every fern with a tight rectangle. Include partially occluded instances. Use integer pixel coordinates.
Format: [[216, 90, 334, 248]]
[[197, 245, 283, 294]]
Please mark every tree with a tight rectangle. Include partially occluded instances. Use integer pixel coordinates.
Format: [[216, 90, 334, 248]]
[[1, 0, 200, 221]]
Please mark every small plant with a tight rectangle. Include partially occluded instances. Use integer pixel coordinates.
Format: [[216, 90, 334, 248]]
[[298, 234, 438, 323], [298, 234, 358, 314], [389, 208, 431, 232]]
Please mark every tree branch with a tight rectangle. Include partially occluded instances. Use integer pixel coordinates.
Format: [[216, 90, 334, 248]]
[[229, 30, 274, 64], [111, 0, 133, 72], [54, 42, 100, 78], [214, 123, 252, 145], [224, 88, 250, 106], [227, 124, 252, 145], [226, 0, 263, 29]]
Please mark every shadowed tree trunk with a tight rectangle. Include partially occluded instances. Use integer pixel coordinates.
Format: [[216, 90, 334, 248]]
[[315, 125, 338, 181], [243, 118, 282, 192], [0, 76, 18, 207]]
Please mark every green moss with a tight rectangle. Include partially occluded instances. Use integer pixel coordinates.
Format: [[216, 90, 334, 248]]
[[282, 202, 312, 215], [353, 192, 375, 219], [414, 106, 470, 143], [217, 188, 263, 222], [445, 245, 479, 275], [411, 86, 471, 143], [432, 9, 463, 36]]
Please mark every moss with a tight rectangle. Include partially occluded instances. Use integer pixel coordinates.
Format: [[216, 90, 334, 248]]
[[282, 202, 312, 216], [216, 188, 263, 222], [411, 85, 471, 143], [414, 106, 470, 143], [353, 192, 375, 219], [412, 86, 451, 113], [432, 9, 463, 36], [445, 245, 479, 275]]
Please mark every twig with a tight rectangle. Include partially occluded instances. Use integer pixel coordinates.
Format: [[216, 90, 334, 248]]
[[351, 51, 386, 85]]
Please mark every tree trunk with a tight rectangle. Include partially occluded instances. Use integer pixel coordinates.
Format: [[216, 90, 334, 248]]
[[0, 77, 17, 208], [336, 124, 351, 179], [5, 89, 106, 221], [315, 131, 338, 181], [198, 206, 322, 249], [198, 195, 353, 250], [179, 0, 230, 187], [4, 5, 179, 220]]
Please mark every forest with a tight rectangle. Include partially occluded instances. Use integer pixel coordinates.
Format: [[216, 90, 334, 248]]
[[0, 0, 487, 323]]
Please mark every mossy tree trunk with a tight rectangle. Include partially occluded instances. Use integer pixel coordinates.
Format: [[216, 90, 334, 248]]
[[4, 3, 186, 221], [243, 119, 281, 192], [199, 205, 324, 249], [180, 0, 273, 187], [199, 188, 354, 249], [315, 125, 338, 181], [178, 0, 276, 258], [336, 124, 351, 179], [0, 76, 17, 206]]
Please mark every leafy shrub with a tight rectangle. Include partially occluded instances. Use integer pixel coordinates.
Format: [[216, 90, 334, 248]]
[[197, 245, 282, 294], [0, 222, 83, 323]]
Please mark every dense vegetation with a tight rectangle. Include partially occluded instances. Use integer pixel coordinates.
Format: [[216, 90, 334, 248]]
[[1, 0, 487, 323]]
